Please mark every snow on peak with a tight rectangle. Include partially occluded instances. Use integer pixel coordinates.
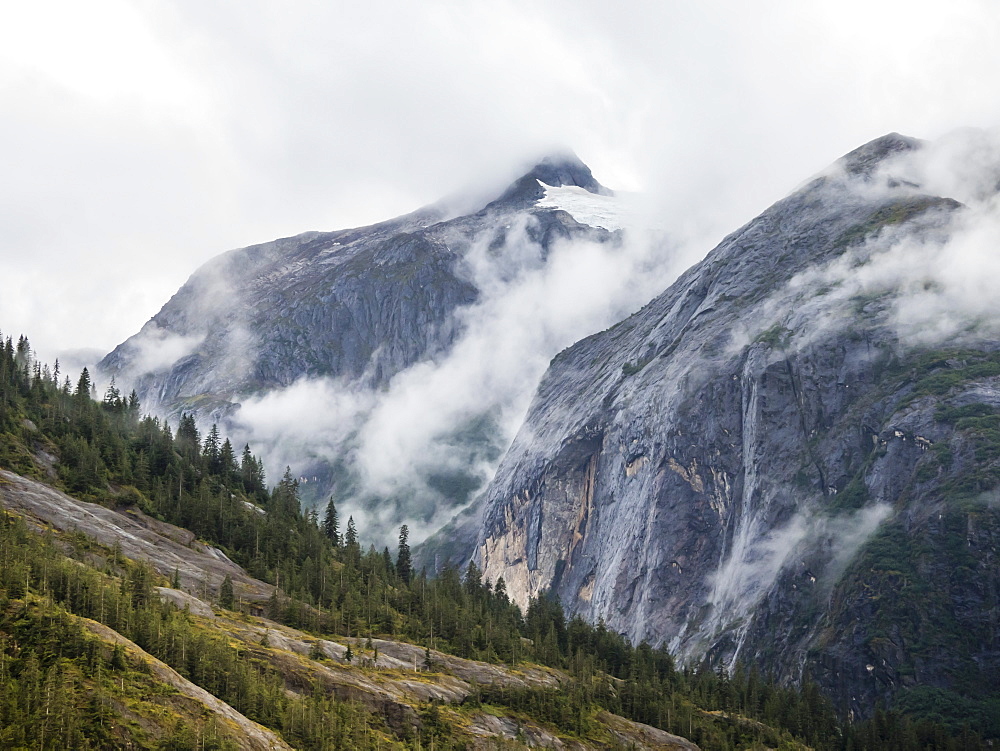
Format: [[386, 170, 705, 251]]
[[534, 180, 625, 231]]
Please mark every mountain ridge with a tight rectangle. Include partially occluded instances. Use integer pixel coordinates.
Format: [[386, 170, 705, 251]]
[[96, 151, 634, 539], [99, 152, 614, 414], [472, 130, 1000, 721]]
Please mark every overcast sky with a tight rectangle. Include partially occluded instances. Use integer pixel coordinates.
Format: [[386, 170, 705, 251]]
[[2, 0, 1000, 368]]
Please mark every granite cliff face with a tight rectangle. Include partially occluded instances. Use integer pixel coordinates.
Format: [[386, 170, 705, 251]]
[[99, 155, 641, 528], [476, 133, 1000, 717]]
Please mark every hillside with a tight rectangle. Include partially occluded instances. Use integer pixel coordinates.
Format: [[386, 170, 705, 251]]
[[2, 328, 982, 749]]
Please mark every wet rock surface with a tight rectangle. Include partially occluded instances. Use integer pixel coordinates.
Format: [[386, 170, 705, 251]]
[[475, 133, 1000, 718]]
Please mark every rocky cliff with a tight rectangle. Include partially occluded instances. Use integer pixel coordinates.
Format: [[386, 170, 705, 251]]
[[98, 155, 640, 531], [476, 132, 1000, 719]]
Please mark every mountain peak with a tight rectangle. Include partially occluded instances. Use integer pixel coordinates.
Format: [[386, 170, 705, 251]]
[[525, 152, 605, 190], [488, 151, 610, 210], [839, 132, 924, 177]]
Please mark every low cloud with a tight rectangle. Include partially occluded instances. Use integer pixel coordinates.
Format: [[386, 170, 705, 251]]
[[10, 2, 1000, 370], [127, 325, 205, 373], [224, 210, 682, 546], [222, 131, 1000, 547], [734, 128, 1000, 355], [700, 502, 892, 665]]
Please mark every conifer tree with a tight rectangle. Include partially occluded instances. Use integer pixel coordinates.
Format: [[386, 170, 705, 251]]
[[103, 377, 121, 408], [240, 444, 261, 493], [219, 438, 237, 480], [203, 423, 221, 473], [110, 643, 127, 671], [219, 574, 235, 609], [345, 516, 358, 547], [464, 560, 482, 597], [177, 413, 200, 459], [267, 588, 282, 619], [127, 389, 140, 418], [74, 367, 91, 399], [274, 467, 300, 515], [323, 497, 340, 546], [396, 524, 412, 584]]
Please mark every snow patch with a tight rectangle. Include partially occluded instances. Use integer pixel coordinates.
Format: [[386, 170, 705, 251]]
[[535, 180, 626, 231]]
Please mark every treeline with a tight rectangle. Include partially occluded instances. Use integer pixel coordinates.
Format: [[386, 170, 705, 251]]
[[0, 334, 342, 599], [0, 511, 397, 749], [0, 332, 990, 750]]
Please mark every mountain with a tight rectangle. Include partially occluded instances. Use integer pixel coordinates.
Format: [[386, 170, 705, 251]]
[[474, 132, 1000, 723], [3, 333, 865, 750], [98, 153, 640, 534], [3, 298, 990, 747], [101, 153, 610, 413]]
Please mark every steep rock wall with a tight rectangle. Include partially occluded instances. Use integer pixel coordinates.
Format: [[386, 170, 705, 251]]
[[477, 133, 1000, 717]]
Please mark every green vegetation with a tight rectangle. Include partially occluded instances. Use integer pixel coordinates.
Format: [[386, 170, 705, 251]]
[[890, 348, 1000, 402], [621, 353, 653, 377], [0, 593, 238, 750], [930, 400, 1000, 493], [754, 324, 792, 349], [832, 346, 1000, 497], [0, 512, 394, 749], [827, 506, 1000, 740], [834, 197, 957, 250], [1, 330, 994, 749]]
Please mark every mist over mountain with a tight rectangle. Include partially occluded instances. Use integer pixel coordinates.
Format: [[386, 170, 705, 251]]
[[97, 127, 1000, 729], [472, 129, 1000, 720], [100, 154, 678, 543]]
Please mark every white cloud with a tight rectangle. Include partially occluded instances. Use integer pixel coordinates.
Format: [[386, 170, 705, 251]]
[[5, 1, 1000, 367], [696, 502, 892, 666], [5, 0, 1000, 549], [219, 212, 682, 544], [745, 128, 1000, 352], [127, 326, 205, 374]]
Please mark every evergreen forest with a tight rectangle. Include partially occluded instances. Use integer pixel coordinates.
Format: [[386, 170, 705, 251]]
[[0, 331, 992, 750]]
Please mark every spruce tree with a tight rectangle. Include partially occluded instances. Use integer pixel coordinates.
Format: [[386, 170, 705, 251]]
[[323, 497, 340, 546], [274, 467, 300, 515], [219, 574, 235, 609], [240, 444, 258, 492], [345, 516, 358, 547], [74, 367, 91, 399], [177, 413, 200, 458], [103, 377, 121, 408], [127, 389, 140, 418], [396, 524, 412, 584], [203, 424, 221, 473], [464, 560, 483, 597], [219, 438, 237, 480], [267, 588, 282, 619]]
